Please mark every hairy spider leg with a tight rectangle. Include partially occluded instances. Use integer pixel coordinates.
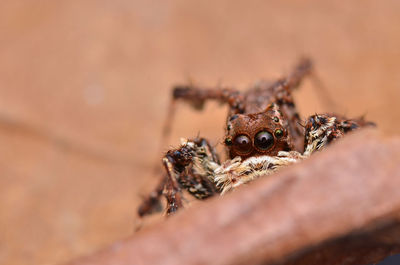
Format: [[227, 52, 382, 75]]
[[139, 138, 222, 216], [269, 57, 313, 152], [162, 155, 184, 215], [303, 113, 376, 155]]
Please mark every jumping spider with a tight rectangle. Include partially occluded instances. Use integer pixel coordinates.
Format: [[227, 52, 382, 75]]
[[138, 58, 374, 217]]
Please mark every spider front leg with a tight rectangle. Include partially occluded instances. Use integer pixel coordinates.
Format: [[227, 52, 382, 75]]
[[139, 137, 221, 216], [303, 113, 376, 155], [162, 155, 185, 215], [163, 138, 221, 215]]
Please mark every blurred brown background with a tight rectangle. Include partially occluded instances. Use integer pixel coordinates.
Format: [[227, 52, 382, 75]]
[[1, 1, 400, 265]]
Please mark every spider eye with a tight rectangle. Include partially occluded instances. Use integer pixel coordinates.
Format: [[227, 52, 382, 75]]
[[233, 135, 252, 154], [224, 137, 233, 146], [274, 129, 283, 138], [254, 131, 274, 150]]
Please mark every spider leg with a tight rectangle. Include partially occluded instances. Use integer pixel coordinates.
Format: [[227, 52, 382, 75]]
[[282, 57, 313, 91], [171, 85, 244, 112], [303, 113, 375, 155], [273, 58, 313, 152], [163, 137, 221, 215], [178, 164, 219, 200], [137, 176, 166, 217], [214, 151, 304, 194], [162, 85, 245, 141], [140, 137, 221, 216], [162, 156, 184, 215]]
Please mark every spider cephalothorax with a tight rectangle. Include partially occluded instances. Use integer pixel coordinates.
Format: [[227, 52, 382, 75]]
[[138, 58, 375, 217], [224, 103, 291, 159]]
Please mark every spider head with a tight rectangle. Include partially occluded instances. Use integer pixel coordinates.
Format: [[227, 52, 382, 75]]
[[224, 103, 292, 159]]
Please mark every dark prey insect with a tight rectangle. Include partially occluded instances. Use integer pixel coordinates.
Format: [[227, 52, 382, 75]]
[[138, 58, 375, 216]]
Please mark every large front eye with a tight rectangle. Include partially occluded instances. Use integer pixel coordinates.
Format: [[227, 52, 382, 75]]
[[254, 131, 274, 150], [233, 135, 252, 154]]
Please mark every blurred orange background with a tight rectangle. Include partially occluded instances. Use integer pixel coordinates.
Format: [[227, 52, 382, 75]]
[[1, 1, 400, 265]]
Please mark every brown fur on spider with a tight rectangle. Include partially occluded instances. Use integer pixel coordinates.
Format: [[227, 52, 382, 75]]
[[138, 58, 375, 217]]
